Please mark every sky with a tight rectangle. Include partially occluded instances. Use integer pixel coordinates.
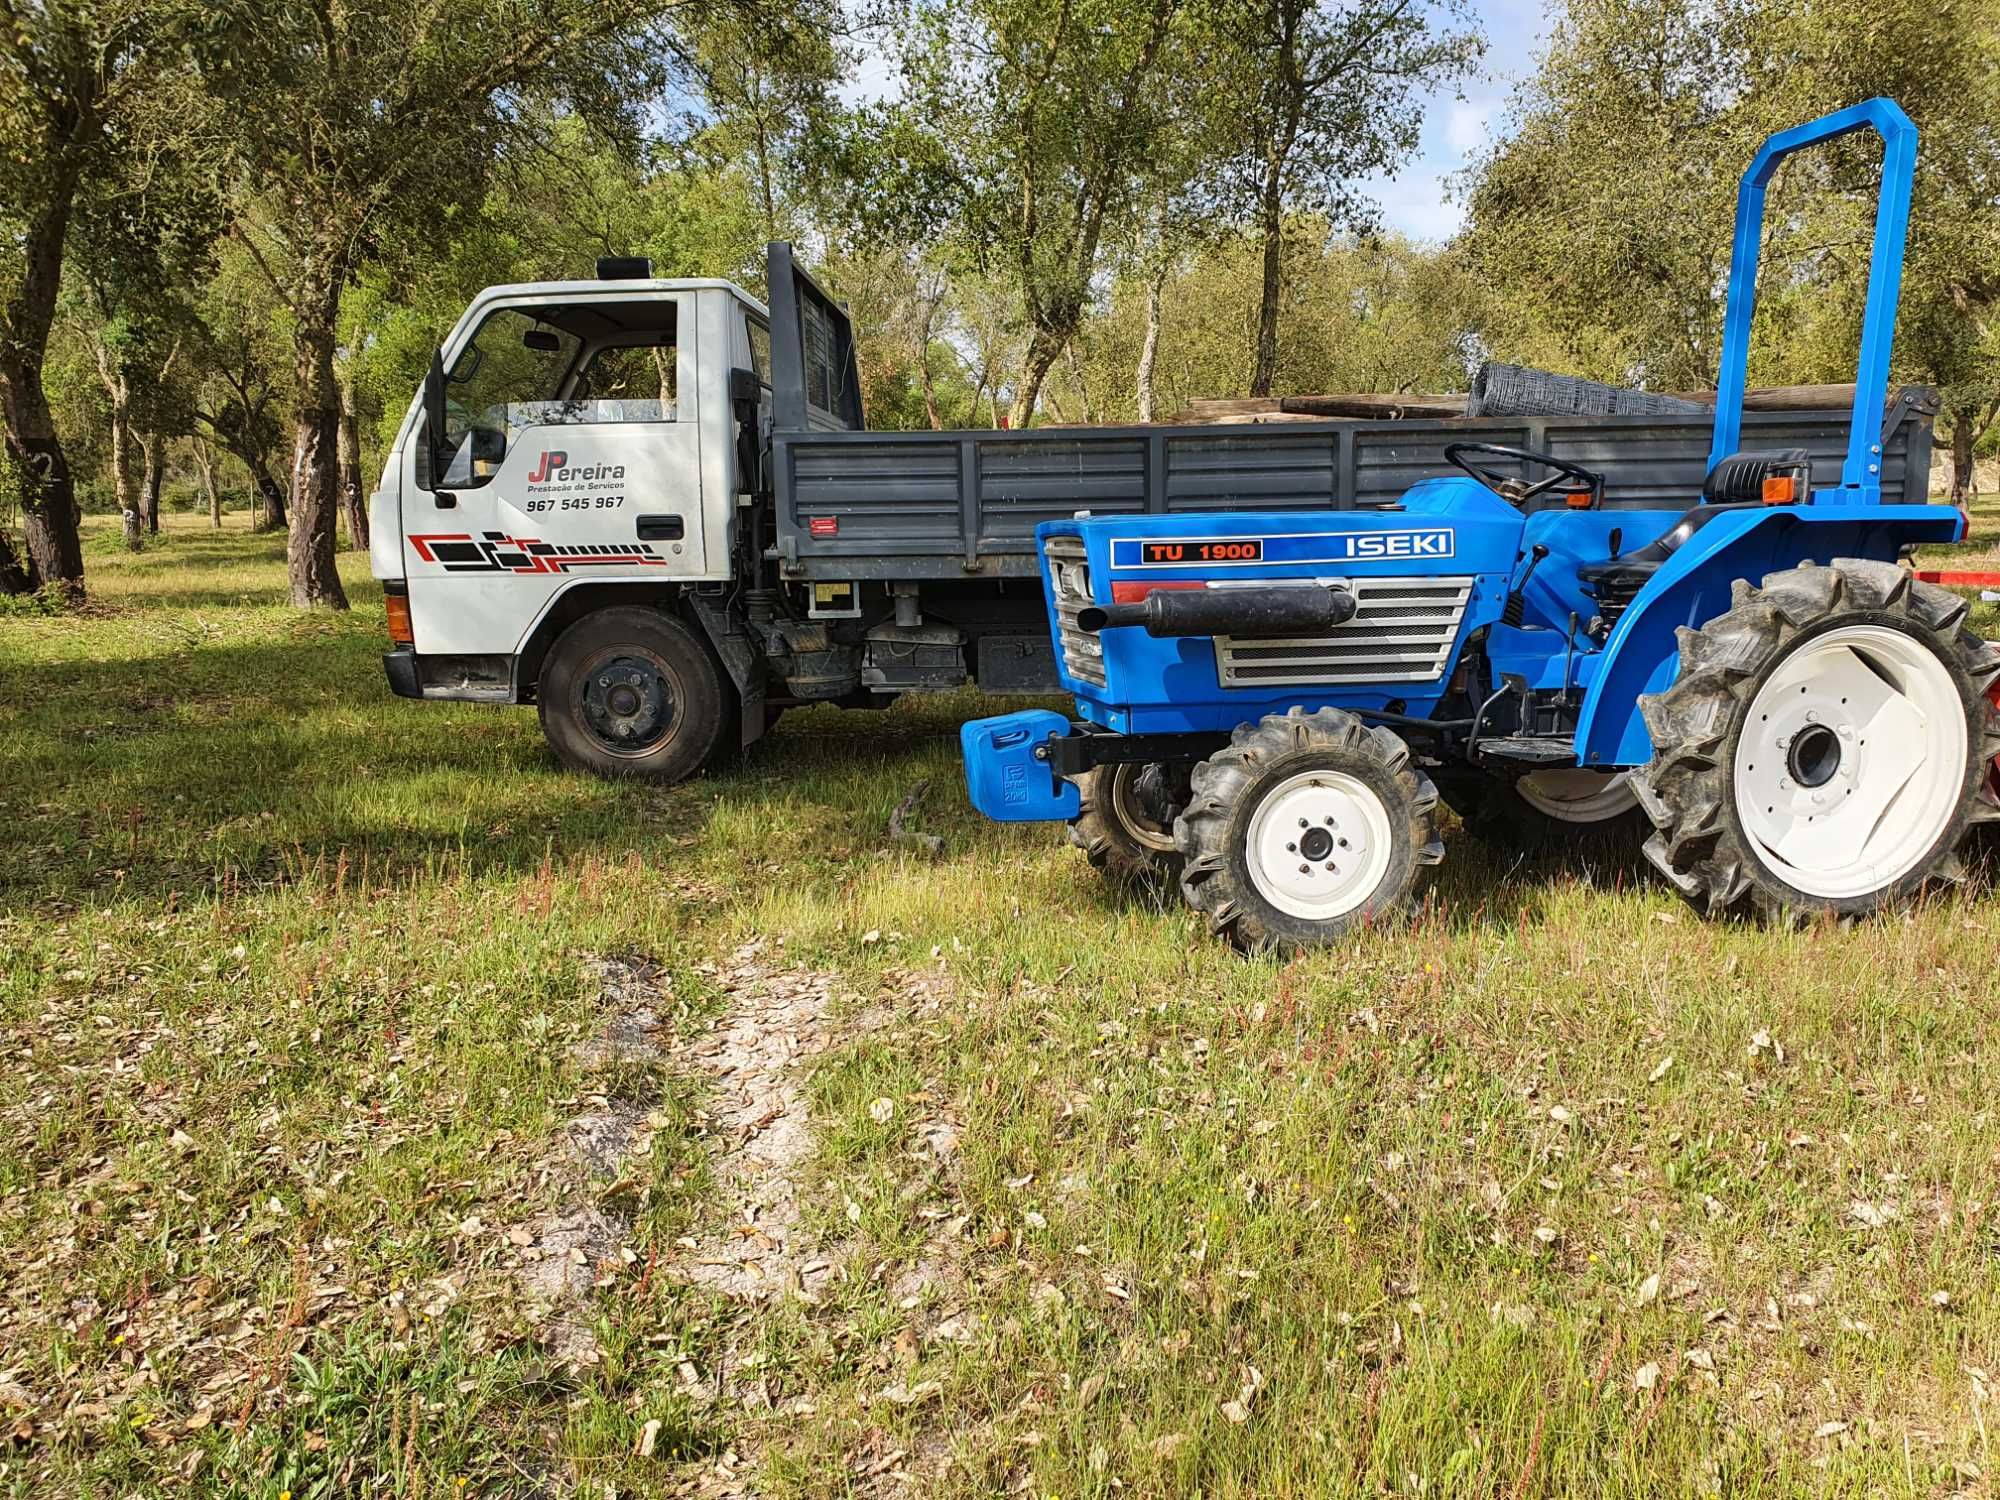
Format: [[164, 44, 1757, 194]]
[[838, 0, 1555, 246], [1359, 0, 1552, 241]]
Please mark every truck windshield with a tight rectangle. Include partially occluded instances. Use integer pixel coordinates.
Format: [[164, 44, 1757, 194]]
[[432, 304, 682, 488], [435, 309, 581, 488]]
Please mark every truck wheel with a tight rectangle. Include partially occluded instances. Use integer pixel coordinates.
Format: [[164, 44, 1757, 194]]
[[1176, 707, 1444, 954], [1448, 768, 1644, 847], [536, 606, 727, 783], [1633, 559, 2000, 919], [1068, 763, 1184, 885]]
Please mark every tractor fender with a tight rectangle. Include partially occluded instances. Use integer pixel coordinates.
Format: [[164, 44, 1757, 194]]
[[1574, 503, 1964, 769]]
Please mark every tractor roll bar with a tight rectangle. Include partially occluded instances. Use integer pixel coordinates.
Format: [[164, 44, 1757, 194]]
[[1709, 97, 1918, 503]]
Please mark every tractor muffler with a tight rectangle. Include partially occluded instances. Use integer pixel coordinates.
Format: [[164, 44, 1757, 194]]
[[1076, 585, 1357, 638]]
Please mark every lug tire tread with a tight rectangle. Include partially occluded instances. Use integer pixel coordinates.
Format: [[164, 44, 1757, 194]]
[[1631, 558, 2000, 921], [1065, 766, 1184, 886], [1174, 706, 1440, 955]]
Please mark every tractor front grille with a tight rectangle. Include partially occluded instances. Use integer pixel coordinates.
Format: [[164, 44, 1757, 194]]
[[1215, 576, 1474, 688], [1043, 536, 1107, 688]]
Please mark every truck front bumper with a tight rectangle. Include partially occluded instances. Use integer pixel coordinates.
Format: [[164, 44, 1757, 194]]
[[383, 648, 422, 700], [381, 650, 515, 703]]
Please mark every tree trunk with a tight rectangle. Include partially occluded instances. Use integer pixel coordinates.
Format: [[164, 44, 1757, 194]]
[[250, 454, 286, 531], [1249, 169, 1286, 398], [194, 441, 222, 526], [1008, 328, 1070, 430], [286, 274, 349, 608], [917, 344, 942, 431], [1950, 406, 1975, 504], [337, 371, 367, 551], [140, 433, 164, 534], [0, 171, 85, 597], [108, 388, 141, 553], [1136, 261, 1167, 423]]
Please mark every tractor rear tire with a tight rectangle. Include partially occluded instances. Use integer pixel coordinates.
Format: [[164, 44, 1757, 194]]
[[1445, 768, 1645, 848], [1176, 707, 1443, 955], [537, 606, 728, 783], [1068, 763, 1184, 886], [1632, 559, 2000, 920]]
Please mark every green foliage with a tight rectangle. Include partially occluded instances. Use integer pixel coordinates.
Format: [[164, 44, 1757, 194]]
[[1054, 226, 1484, 420], [1457, 0, 2000, 408]]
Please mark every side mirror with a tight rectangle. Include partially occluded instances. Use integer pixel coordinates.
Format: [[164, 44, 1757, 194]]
[[729, 365, 762, 405], [424, 348, 449, 484]]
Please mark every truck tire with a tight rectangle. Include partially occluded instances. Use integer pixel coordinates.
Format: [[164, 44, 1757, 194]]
[[1176, 707, 1444, 954], [1633, 559, 2000, 920], [1445, 768, 1645, 847], [536, 606, 728, 783], [1068, 763, 1184, 885]]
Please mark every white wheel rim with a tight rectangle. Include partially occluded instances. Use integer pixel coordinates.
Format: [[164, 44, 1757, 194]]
[[1515, 768, 1638, 823], [1110, 763, 1178, 853], [1732, 623, 1967, 900], [1244, 769, 1396, 921]]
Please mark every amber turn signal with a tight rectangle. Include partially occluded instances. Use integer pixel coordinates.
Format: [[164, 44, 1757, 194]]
[[1564, 487, 1593, 509], [385, 590, 414, 645], [1761, 474, 1797, 505]]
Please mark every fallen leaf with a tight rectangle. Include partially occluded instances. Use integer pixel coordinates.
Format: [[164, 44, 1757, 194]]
[[868, 1096, 894, 1124], [1634, 1362, 1661, 1391], [1648, 1055, 1674, 1083], [636, 1418, 662, 1458], [1151, 1432, 1190, 1460], [1636, 1272, 1661, 1307], [1220, 1399, 1250, 1424], [1815, 1420, 1848, 1439]]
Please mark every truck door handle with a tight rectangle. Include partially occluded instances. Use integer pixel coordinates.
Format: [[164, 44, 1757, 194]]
[[636, 514, 684, 541], [434, 491, 458, 509]]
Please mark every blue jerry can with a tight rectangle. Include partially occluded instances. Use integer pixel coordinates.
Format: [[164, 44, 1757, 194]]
[[960, 710, 1080, 822]]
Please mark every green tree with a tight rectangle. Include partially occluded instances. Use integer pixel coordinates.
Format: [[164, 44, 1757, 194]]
[[0, 0, 211, 595], [213, 0, 800, 608], [840, 0, 1188, 426], [1209, 0, 1480, 395], [1456, 0, 2000, 502]]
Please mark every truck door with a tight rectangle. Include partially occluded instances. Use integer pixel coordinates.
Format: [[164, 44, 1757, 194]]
[[405, 295, 705, 657]]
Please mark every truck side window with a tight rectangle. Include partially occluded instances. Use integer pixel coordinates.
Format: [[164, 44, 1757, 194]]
[[432, 309, 581, 490], [748, 318, 772, 384]]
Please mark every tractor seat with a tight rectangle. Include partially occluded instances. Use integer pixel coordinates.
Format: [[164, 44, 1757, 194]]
[[1575, 448, 1814, 595], [1575, 506, 1747, 594]]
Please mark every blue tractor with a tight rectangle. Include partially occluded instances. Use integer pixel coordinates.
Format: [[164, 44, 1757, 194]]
[[960, 99, 2000, 954]]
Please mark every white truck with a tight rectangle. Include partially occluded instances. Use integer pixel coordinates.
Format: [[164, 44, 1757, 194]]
[[371, 245, 1937, 783]]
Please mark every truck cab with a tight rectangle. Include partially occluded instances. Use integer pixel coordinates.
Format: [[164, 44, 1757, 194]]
[[372, 250, 861, 767]]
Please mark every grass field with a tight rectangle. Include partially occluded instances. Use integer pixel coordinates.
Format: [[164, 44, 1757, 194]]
[[5, 509, 2000, 1498]]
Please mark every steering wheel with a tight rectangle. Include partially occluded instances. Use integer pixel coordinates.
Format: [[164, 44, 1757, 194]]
[[1444, 442, 1605, 507]]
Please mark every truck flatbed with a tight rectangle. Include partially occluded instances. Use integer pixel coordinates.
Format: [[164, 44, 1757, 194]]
[[770, 391, 1937, 581]]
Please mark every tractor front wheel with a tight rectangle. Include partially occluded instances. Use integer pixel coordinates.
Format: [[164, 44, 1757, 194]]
[[1068, 762, 1185, 885], [1633, 558, 2000, 919], [1176, 707, 1443, 954]]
